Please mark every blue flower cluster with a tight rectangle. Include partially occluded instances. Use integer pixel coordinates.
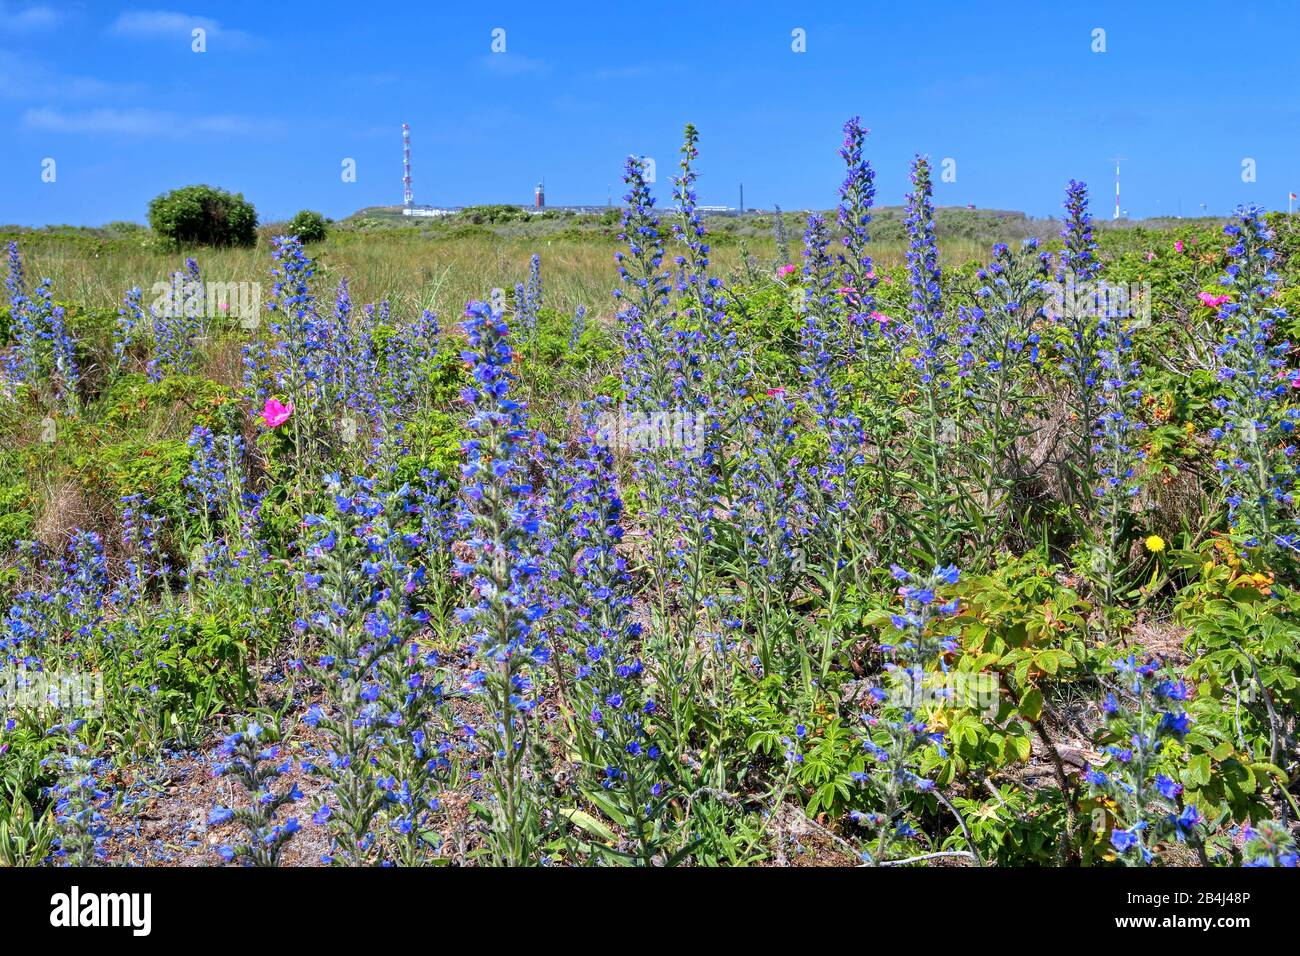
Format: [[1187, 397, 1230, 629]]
[[1084, 656, 1200, 865], [209, 721, 303, 866], [1208, 206, 1298, 558], [2, 242, 80, 408], [852, 564, 962, 864]]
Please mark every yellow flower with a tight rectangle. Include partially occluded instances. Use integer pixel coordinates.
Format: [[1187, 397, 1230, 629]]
[[1145, 535, 1166, 554]]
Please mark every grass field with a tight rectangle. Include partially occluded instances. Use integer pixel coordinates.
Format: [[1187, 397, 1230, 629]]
[[2, 204, 1094, 320]]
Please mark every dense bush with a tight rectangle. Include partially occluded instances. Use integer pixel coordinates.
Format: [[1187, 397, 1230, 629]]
[[147, 184, 258, 248], [459, 204, 532, 225], [286, 209, 329, 243]]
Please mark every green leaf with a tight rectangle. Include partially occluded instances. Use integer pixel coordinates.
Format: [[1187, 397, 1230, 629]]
[[1008, 733, 1032, 763], [558, 807, 618, 844], [1186, 753, 1212, 787], [1019, 687, 1044, 722]]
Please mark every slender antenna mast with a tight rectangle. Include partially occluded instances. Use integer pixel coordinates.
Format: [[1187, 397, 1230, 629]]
[[1111, 156, 1126, 220], [402, 123, 413, 209]]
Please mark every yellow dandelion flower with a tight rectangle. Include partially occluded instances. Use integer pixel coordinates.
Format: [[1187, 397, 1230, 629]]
[[1145, 535, 1166, 554]]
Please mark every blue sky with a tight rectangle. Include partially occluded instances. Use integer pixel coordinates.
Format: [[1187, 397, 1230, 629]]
[[2, 1, 1299, 226]]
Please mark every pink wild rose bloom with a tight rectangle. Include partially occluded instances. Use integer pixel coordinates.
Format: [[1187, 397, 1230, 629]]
[[1197, 291, 1231, 309], [260, 397, 295, 428]]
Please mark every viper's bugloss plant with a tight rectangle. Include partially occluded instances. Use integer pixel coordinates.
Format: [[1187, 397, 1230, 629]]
[[772, 203, 792, 270], [1085, 656, 1201, 865], [903, 156, 959, 565], [734, 389, 809, 677], [836, 116, 878, 356], [1089, 310, 1147, 617], [148, 270, 199, 382], [3, 240, 37, 384], [616, 139, 723, 690], [553, 407, 675, 863], [1208, 206, 1298, 567], [455, 300, 550, 866], [0, 245, 80, 408], [1054, 180, 1106, 505], [209, 721, 302, 866], [568, 304, 587, 351], [852, 564, 963, 865], [801, 212, 865, 525], [117, 494, 167, 608], [301, 474, 445, 865], [961, 238, 1050, 547], [183, 425, 235, 516], [47, 302, 80, 411], [514, 253, 543, 341], [260, 234, 334, 477], [114, 286, 145, 371], [266, 235, 323, 392], [614, 155, 674, 412], [44, 748, 112, 866]]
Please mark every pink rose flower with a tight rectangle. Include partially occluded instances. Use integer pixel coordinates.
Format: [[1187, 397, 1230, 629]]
[[1197, 292, 1231, 309], [260, 397, 294, 428], [777, 264, 797, 278], [870, 310, 890, 325], [1174, 240, 1185, 253]]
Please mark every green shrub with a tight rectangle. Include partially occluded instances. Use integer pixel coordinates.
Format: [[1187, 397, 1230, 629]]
[[287, 209, 329, 243], [147, 184, 258, 248], [460, 204, 528, 225]]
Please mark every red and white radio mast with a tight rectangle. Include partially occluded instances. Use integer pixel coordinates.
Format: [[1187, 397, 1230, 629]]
[[402, 124, 414, 208]]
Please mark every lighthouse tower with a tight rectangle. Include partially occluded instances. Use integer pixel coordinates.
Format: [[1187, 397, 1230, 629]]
[[534, 178, 545, 209]]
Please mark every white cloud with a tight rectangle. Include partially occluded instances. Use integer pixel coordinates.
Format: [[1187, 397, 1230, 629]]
[[588, 62, 689, 82], [479, 53, 549, 77], [0, 51, 142, 100], [108, 9, 258, 48], [22, 106, 282, 136], [0, 2, 61, 33]]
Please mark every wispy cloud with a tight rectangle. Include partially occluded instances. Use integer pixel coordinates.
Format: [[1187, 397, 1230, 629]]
[[0, 2, 61, 33], [22, 106, 283, 136], [478, 53, 549, 78], [108, 9, 259, 49], [0, 51, 142, 100], [587, 62, 689, 82]]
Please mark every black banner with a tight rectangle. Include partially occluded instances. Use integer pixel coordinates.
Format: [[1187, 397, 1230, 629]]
[[2, 866, 1288, 942]]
